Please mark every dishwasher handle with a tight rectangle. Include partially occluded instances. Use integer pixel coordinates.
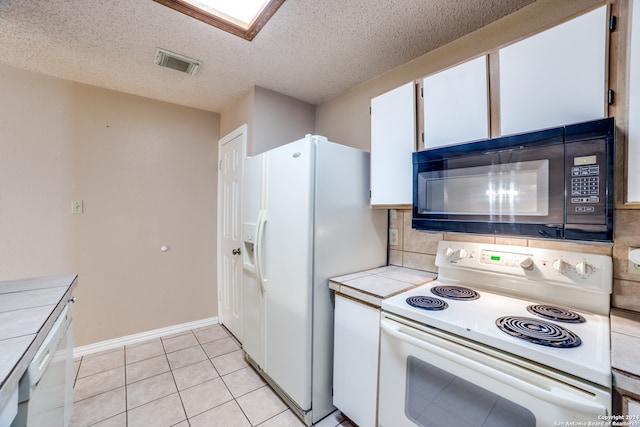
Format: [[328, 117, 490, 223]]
[[24, 304, 71, 388]]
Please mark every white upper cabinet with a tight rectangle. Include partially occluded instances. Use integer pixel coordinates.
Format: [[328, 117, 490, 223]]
[[423, 55, 490, 149], [628, 0, 640, 203], [499, 5, 608, 136], [371, 81, 416, 207]]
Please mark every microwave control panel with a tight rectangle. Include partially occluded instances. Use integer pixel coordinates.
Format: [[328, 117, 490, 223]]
[[565, 138, 608, 224], [570, 162, 600, 211]]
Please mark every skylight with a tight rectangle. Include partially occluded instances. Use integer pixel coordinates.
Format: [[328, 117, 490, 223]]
[[154, 0, 285, 41]]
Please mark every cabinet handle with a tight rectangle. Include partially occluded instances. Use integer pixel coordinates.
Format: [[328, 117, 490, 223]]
[[232, 248, 241, 255]]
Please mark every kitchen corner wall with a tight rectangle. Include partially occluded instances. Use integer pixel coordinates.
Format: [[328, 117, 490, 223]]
[[221, 85, 315, 156], [389, 208, 640, 312], [0, 63, 221, 346]]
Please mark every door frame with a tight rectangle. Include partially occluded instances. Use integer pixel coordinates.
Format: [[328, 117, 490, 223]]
[[217, 124, 247, 340]]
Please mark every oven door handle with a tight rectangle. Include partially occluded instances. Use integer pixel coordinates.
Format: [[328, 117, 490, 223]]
[[381, 319, 606, 414]]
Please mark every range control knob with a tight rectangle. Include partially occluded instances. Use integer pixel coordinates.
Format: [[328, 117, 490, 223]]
[[445, 247, 467, 262], [519, 256, 534, 271], [552, 259, 569, 274], [575, 261, 594, 277]]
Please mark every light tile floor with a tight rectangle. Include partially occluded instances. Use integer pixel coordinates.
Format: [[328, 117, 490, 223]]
[[70, 324, 353, 427]]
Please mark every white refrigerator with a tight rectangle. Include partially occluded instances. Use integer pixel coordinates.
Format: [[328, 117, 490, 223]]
[[241, 135, 387, 425]]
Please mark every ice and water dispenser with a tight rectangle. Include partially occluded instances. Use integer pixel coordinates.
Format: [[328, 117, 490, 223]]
[[242, 222, 257, 273]]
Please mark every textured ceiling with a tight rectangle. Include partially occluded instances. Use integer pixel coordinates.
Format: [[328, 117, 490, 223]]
[[0, 0, 536, 112]]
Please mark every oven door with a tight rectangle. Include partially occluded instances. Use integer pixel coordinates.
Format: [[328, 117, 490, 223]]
[[378, 314, 610, 427], [412, 126, 565, 239]]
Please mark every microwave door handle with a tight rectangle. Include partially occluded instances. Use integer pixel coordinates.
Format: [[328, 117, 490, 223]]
[[381, 320, 606, 414]]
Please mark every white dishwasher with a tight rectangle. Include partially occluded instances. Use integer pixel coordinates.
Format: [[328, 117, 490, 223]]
[[11, 301, 74, 427]]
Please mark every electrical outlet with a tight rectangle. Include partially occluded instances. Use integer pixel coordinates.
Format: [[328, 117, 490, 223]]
[[389, 228, 399, 246], [71, 200, 83, 214], [629, 247, 640, 275]]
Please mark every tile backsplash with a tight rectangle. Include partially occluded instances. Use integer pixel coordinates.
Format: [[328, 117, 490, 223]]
[[389, 209, 640, 313]]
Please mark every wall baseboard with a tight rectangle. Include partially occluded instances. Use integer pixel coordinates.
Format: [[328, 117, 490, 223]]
[[73, 317, 218, 358]]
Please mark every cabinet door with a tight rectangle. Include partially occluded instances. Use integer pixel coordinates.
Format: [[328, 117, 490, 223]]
[[371, 81, 415, 207], [499, 5, 608, 136], [628, 0, 640, 202], [423, 55, 490, 149], [333, 294, 380, 427]]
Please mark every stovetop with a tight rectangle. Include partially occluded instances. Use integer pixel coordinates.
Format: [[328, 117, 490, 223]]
[[381, 241, 613, 388]]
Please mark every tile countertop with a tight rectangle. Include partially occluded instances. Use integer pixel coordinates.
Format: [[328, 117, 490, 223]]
[[611, 308, 640, 396], [330, 266, 436, 307], [0, 274, 78, 413]]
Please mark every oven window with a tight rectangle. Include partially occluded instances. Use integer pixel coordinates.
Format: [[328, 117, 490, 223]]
[[405, 356, 535, 427], [417, 160, 549, 216]]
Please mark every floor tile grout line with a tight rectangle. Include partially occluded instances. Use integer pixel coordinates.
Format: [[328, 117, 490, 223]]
[[186, 335, 255, 426], [123, 344, 129, 427], [252, 406, 291, 427], [187, 328, 251, 424], [125, 375, 177, 412], [167, 342, 191, 425], [72, 355, 82, 388], [71, 373, 125, 405], [85, 411, 126, 427], [210, 336, 254, 426]]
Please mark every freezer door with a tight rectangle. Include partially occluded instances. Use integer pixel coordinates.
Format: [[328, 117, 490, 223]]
[[262, 137, 314, 410], [241, 154, 266, 368]]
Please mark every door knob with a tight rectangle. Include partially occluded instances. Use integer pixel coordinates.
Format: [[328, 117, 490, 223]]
[[232, 248, 241, 255]]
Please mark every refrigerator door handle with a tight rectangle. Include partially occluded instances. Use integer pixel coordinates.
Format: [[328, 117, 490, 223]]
[[255, 209, 268, 294]]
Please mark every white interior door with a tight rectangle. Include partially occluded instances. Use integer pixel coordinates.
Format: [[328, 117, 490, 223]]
[[217, 126, 246, 342]]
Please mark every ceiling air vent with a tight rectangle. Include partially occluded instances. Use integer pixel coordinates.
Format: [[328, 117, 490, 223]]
[[154, 48, 201, 75]]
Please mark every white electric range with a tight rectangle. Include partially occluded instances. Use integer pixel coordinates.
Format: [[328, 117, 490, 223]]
[[378, 241, 613, 427]]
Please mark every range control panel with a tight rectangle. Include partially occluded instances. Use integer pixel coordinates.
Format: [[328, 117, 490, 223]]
[[479, 250, 534, 269], [435, 241, 612, 294]]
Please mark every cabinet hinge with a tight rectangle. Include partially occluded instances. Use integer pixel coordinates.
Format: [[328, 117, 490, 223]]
[[608, 89, 615, 105], [219, 160, 223, 170], [609, 15, 617, 32], [421, 132, 425, 143], [369, 106, 371, 115], [421, 87, 424, 98]]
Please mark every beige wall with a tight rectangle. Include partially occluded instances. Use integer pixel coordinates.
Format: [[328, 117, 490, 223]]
[[221, 86, 315, 156], [220, 89, 254, 148], [252, 86, 315, 155], [316, 0, 640, 313], [0, 63, 221, 346]]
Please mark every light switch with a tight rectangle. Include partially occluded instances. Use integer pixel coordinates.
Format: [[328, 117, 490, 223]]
[[71, 200, 83, 214]]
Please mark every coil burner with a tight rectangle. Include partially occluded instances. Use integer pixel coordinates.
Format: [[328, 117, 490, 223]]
[[496, 316, 582, 348], [406, 296, 448, 311], [430, 285, 480, 301], [526, 304, 586, 323]]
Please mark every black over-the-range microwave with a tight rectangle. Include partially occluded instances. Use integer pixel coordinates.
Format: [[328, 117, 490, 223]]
[[412, 118, 615, 242]]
